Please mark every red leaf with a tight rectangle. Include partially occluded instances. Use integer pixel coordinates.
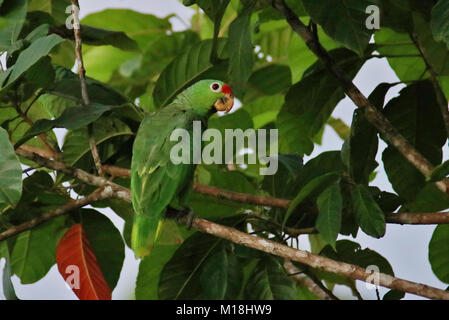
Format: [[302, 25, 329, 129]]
[[56, 224, 112, 300]]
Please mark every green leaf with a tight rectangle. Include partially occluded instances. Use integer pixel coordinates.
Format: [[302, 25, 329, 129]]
[[382, 81, 446, 201], [47, 66, 130, 106], [351, 185, 386, 238], [316, 183, 343, 249], [10, 216, 68, 284], [244, 257, 296, 300], [302, 0, 376, 55], [406, 183, 449, 213], [429, 224, 449, 283], [200, 246, 228, 299], [62, 116, 133, 165], [80, 209, 125, 291], [432, 0, 449, 48], [244, 94, 284, 129], [158, 232, 223, 299], [284, 172, 341, 228], [2, 34, 63, 89], [153, 38, 229, 108], [429, 160, 449, 182], [244, 64, 292, 104], [0, 0, 27, 50], [15, 103, 124, 149], [52, 24, 139, 51], [277, 48, 365, 155], [327, 117, 350, 140], [81, 9, 172, 50], [228, 0, 256, 97], [343, 83, 393, 185], [0, 241, 18, 300], [0, 128, 22, 208], [383, 289, 405, 300], [135, 226, 193, 299], [320, 239, 394, 276]]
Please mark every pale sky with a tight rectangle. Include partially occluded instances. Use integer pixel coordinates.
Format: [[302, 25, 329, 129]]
[[0, 0, 446, 300]]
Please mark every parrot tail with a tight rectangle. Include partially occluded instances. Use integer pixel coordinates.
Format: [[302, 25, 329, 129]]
[[131, 215, 162, 258]]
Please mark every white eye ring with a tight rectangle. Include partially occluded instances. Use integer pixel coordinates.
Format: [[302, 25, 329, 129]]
[[210, 82, 222, 92]]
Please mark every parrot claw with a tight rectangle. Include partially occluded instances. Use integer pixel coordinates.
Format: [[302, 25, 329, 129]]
[[185, 210, 195, 230]]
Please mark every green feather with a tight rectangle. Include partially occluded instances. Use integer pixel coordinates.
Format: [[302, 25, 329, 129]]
[[130, 80, 228, 258]]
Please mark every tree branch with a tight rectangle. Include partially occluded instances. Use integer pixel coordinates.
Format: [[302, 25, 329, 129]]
[[19, 157, 449, 226], [11, 149, 449, 299], [70, 0, 103, 176], [175, 215, 449, 300], [273, 0, 449, 195], [0, 187, 114, 241]]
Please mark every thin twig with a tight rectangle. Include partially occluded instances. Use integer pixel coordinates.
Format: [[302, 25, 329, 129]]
[[273, 0, 449, 195], [409, 32, 449, 139], [0, 187, 114, 241], [71, 0, 103, 176]]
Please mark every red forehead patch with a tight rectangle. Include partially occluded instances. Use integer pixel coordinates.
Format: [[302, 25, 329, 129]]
[[222, 84, 232, 95]]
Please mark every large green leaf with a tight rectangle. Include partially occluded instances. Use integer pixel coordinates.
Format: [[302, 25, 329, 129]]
[[284, 172, 341, 227], [2, 34, 63, 89], [199, 246, 228, 299], [81, 9, 172, 49], [432, 0, 449, 48], [351, 185, 386, 238], [382, 81, 446, 201], [10, 216, 68, 284], [277, 48, 365, 156], [244, 64, 291, 103], [80, 209, 125, 291], [158, 232, 223, 299], [62, 116, 133, 165], [244, 94, 284, 129], [0, 128, 22, 209], [429, 224, 449, 283], [316, 183, 343, 249], [80, 10, 171, 82], [52, 24, 139, 51], [0, 241, 18, 300], [153, 38, 229, 108], [228, 0, 256, 97], [0, 0, 27, 50], [135, 225, 193, 299], [342, 83, 394, 185], [302, 0, 376, 55], [47, 66, 130, 106], [244, 257, 296, 300]]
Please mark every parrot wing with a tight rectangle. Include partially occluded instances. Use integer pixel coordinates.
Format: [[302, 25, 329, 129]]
[[130, 104, 199, 257]]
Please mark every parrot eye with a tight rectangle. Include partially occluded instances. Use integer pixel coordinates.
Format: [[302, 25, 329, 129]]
[[210, 82, 221, 92]]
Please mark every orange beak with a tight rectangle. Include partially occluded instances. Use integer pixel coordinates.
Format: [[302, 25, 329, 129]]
[[214, 84, 234, 113]]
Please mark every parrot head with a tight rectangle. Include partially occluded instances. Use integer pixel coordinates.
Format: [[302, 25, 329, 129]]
[[178, 79, 234, 115]]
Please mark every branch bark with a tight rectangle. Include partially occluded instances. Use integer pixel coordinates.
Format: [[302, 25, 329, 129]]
[[273, 0, 449, 195], [70, 0, 103, 176]]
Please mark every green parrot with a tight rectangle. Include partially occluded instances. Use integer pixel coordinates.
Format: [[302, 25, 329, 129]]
[[130, 79, 234, 258]]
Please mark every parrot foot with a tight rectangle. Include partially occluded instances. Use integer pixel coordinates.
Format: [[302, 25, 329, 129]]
[[185, 210, 195, 230]]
